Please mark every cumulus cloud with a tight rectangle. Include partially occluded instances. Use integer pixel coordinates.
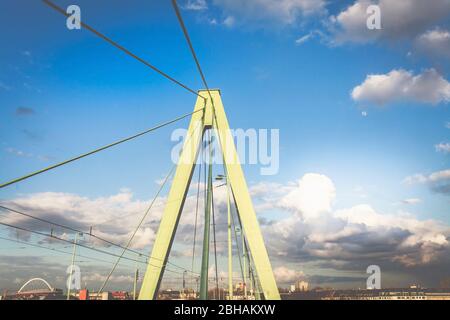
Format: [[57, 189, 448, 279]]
[[273, 266, 304, 284], [241, 174, 449, 275], [0, 180, 222, 256], [404, 169, 450, 195], [2, 173, 450, 288], [331, 0, 450, 44], [0, 189, 165, 250], [415, 28, 450, 59], [280, 173, 336, 219], [255, 173, 450, 278], [351, 69, 450, 105]]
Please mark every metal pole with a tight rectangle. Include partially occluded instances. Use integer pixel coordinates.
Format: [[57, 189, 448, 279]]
[[196, 277, 199, 298], [183, 270, 187, 297], [133, 262, 139, 300], [227, 177, 233, 300], [249, 269, 254, 298], [67, 232, 79, 300], [200, 130, 213, 300], [242, 231, 248, 299]]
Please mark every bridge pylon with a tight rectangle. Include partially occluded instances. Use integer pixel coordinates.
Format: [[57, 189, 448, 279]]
[[139, 89, 280, 300]]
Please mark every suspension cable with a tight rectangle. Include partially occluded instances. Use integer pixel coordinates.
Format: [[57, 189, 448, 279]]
[[0, 204, 197, 275], [171, 0, 215, 104], [42, 0, 205, 100], [0, 109, 203, 189], [97, 163, 176, 293], [0, 235, 121, 266], [230, 202, 245, 282], [210, 171, 220, 298], [98, 118, 205, 292], [190, 139, 202, 285], [0, 221, 183, 275]]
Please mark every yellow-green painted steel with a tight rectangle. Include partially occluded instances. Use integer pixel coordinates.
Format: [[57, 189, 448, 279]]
[[227, 178, 233, 300], [139, 90, 280, 300], [138, 96, 206, 300]]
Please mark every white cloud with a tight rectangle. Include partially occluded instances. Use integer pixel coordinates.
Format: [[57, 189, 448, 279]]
[[334, 204, 449, 265], [1, 190, 165, 250], [295, 33, 313, 45], [3, 172, 450, 285], [404, 169, 450, 195], [351, 69, 450, 105], [82, 273, 134, 284], [212, 0, 326, 25], [273, 266, 304, 284], [5, 147, 32, 158], [256, 173, 450, 270], [415, 28, 450, 59], [223, 15, 235, 27], [184, 0, 208, 11], [435, 142, 450, 154], [404, 169, 450, 184], [331, 0, 450, 44], [280, 173, 336, 219]]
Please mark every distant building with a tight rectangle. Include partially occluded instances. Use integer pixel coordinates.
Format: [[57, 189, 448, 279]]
[[75, 290, 112, 300], [79, 289, 89, 300], [295, 280, 309, 292], [282, 288, 450, 300]]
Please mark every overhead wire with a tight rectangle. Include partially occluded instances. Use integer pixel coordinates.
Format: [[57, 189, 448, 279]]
[[0, 0, 231, 294], [0, 109, 203, 189], [0, 205, 194, 274], [98, 117, 205, 292], [210, 164, 220, 298], [190, 137, 203, 285], [0, 235, 121, 266], [171, 0, 215, 105], [0, 221, 184, 275], [97, 163, 176, 293], [42, 0, 205, 100]]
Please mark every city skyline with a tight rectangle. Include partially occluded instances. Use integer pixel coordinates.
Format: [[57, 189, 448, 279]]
[[1, 0, 450, 294]]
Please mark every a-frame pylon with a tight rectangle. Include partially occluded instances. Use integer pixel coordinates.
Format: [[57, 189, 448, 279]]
[[139, 90, 280, 300]]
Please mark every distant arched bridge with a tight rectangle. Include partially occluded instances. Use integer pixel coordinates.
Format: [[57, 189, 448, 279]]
[[18, 278, 54, 294]]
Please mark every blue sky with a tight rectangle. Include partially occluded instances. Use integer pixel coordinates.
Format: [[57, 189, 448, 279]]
[[0, 0, 450, 292]]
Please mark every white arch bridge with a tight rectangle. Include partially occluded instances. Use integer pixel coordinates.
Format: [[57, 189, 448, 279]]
[[18, 278, 54, 293], [13, 278, 63, 300]]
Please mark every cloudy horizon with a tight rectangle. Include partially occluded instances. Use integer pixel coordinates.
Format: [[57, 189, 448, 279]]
[[1, 0, 449, 293]]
